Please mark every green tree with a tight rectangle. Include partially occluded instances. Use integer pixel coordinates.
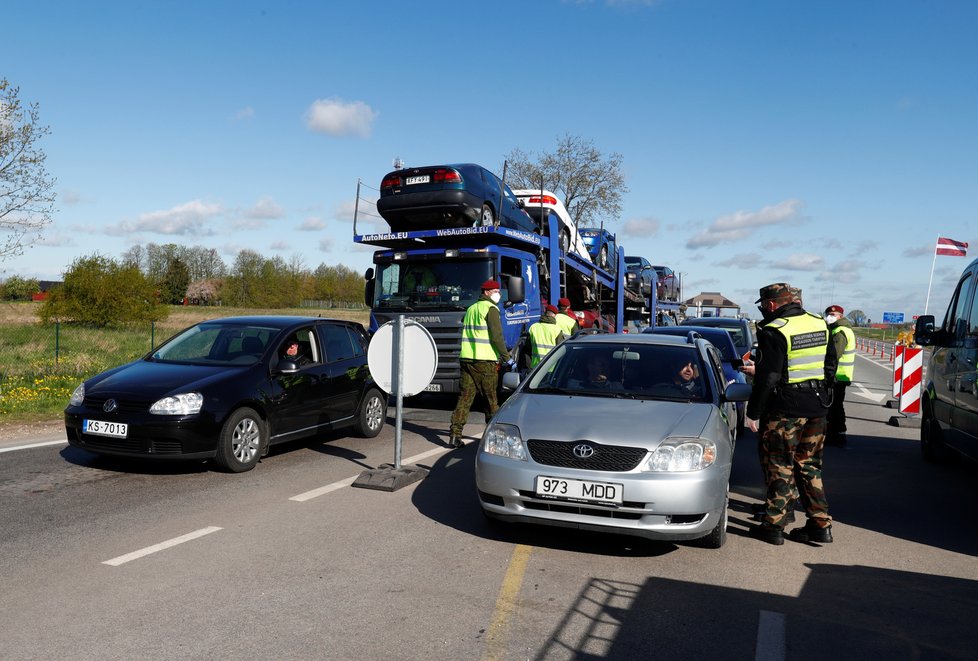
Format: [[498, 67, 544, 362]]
[[39, 254, 167, 327], [161, 256, 190, 304], [1, 275, 40, 300], [504, 134, 627, 227], [1, 78, 57, 262]]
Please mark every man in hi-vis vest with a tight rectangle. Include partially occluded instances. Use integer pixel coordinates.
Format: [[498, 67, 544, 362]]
[[823, 304, 855, 447], [527, 304, 566, 367], [449, 280, 512, 449], [746, 282, 838, 547]]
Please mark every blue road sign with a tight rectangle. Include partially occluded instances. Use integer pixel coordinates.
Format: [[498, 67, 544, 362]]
[[882, 312, 905, 324]]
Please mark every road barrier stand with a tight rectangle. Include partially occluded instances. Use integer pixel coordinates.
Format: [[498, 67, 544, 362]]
[[899, 346, 923, 416], [892, 344, 904, 399]]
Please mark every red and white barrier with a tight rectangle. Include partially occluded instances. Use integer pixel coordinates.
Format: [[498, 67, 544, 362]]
[[899, 346, 923, 415], [892, 344, 904, 398]]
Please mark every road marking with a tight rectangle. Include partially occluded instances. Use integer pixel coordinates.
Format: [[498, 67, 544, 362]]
[[289, 444, 452, 502], [483, 544, 533, 661], [755, 609, 786, 661], [852, 382, 888, 403], [102, 526, 222, 566], [0, 439, 68, 454]]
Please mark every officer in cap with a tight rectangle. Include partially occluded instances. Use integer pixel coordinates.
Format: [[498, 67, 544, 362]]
[[747, 282, 838, 546], [449, 279, 513, 448], [554, 297, 580, 336], [527, 304, 566, 367], [823, 304, 855, 447]]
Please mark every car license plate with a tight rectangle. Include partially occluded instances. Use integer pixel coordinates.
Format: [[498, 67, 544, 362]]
[[405, 175, 429, 185], [535, 476, 623, 504], [83, 419, 128, 438], [423, 383, 441, 392]]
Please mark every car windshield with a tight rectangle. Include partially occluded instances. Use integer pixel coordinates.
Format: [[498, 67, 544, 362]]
[[373, 259, 493, 311], [150, 322, 279, 366], [526, 343, 708, 401]]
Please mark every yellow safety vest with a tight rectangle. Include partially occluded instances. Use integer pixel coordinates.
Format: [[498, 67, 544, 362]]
[[527, 321, 564, 367], [767, 313, 828, 384], [832, 325, 856, 383], [459, 299, 499, 361], [554, 313, 577, 336]]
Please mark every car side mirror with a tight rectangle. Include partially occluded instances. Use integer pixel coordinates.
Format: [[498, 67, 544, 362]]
[[914, 315, 936, 346], [276, 359, 300, 374], [501, 371, 521, 391]]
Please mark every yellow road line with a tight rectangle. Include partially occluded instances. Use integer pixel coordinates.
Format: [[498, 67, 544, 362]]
[[483, 543, 533, 661]]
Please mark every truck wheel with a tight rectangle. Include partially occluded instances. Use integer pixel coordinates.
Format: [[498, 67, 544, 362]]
[[214, 407, 265, 472], [478, 204, 495, 228], [354, 388, 387, 438]]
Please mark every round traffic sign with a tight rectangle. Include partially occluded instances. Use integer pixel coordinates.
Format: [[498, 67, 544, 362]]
[[367, 318, 438, 397]]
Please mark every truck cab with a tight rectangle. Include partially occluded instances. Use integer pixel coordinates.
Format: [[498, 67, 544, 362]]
[[913, 256, 978, 463]]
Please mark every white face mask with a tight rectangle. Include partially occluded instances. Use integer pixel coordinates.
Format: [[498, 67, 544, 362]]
[[824, 314, 839, 325], [489, 291, 501, 304]]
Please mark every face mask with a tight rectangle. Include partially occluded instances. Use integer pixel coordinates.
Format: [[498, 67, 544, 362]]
[[489, 292, 501, 304], [824, 314, 839, 325]]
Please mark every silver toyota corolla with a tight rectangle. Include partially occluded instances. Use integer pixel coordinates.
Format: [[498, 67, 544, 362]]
[[475, 332, 752, 548]]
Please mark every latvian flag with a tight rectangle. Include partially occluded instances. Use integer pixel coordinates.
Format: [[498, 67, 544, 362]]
[[936, 237, 968, 257]]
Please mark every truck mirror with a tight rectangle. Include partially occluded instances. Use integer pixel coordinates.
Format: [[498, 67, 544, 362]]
[[506, 276, 525, 304], [914, 315, 935, 346], [364, 280, 375, 307], [364, 267, 374, 280]]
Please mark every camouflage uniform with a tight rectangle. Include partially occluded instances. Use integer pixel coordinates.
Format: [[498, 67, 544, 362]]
[[450, 289, 511, 442], [748, 283, 837, 538]]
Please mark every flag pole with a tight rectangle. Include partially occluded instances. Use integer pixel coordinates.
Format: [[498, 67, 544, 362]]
[[924, 234, 939, 316]]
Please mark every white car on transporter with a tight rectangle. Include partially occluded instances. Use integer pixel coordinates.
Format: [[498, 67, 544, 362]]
[[513, 189, 592, 263]]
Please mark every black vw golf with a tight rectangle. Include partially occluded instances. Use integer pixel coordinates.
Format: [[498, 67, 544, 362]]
[[64, 316, 387, 472]]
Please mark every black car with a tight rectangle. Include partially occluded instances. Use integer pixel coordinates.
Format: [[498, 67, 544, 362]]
[[624, 255, 655, 297], [681, 316, 755, 357], [376, 163, 537, 234], [64, 316, 387, 472]]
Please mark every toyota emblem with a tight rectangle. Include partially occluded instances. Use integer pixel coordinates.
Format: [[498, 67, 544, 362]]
[[103, 399, 118, 413], [572, 444, 595, 459]]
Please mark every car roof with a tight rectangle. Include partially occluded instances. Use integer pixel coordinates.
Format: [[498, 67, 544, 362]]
[[644, 325, 738, 358], [683, 317, 748, 326], [196, 316, 362, 330], [569, 332, 695, 348]]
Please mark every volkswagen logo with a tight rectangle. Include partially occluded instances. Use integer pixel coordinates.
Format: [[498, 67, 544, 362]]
[[572, 444, 595, 459], [103, 399, 118, 413]]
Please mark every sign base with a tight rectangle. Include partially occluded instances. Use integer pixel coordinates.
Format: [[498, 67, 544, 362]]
[[352, 463, 429, 492], [887, 415, 922, 428]]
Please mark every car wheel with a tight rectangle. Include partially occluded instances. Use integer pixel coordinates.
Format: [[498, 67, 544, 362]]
[[559, 229, 570, 254], [697, 489, 728, 549], [920, 402, 946, 463], [354, 388, 387, 438], [214, 407, 265, 473], [599, 245, 609, 269], [478, 203, 496, 228]]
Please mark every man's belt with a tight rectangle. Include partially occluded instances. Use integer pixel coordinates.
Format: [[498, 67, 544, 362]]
[[783, 380, 824, 389]]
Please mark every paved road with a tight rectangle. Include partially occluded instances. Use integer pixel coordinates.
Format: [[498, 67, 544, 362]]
[[1, 350, 976, 659]]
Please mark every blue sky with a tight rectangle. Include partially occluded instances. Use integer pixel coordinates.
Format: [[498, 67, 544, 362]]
[[4, 0, 976, 322]]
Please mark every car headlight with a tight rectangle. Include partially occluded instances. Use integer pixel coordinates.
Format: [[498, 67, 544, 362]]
[[150, 392, 204, 415], [482, 423, 527, 461], [646, 438, 716, 471], [68, 383, 85, 407]]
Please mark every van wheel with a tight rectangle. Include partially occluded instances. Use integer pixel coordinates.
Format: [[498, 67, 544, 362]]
[[354, 388, 387, 438], [214, 407, 265, 472], [920, 404, 946, 463], [478, 204, 496, 228]]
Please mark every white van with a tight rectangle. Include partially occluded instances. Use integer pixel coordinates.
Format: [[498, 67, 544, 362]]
[[913, 257, 978, 463]]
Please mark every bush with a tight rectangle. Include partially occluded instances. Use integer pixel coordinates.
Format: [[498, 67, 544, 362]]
[[38, 254, 168, 327]]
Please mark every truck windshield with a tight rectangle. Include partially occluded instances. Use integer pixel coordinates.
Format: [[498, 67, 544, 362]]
[[373, 259, 494, 311]]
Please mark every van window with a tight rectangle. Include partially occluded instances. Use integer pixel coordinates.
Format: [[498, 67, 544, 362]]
[[945, 272, 974, 339], [967, 272, 978, 338]]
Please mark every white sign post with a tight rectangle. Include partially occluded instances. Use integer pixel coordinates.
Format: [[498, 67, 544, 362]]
[[355, 316, 438, 491]]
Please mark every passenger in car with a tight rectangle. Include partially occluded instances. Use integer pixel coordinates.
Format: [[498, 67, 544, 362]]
[[568, 352, 622, 390]]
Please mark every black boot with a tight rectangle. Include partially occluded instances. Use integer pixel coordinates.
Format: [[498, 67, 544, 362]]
[[749, 523, 784, 546], [449, 435, 464, 449], [788, 521, 833, 544], [824, 433, 847, 447]]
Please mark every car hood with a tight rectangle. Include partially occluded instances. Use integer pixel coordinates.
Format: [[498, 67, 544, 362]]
[[85, 360, 253, 399], [496, 393, 711, 448]]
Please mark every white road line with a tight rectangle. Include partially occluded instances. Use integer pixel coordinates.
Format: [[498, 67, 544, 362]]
[[102, 526, 222, 566], [0, 439, 68, 454], [755, 610, 786, 661], [289, 444, 454, 502], [852, 382, 888, 403]]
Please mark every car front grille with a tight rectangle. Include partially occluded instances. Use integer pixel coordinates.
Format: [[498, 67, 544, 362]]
[[83, 396, 150, 414], [527, 439, 647, 472], [77, 436, 185, 455]]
